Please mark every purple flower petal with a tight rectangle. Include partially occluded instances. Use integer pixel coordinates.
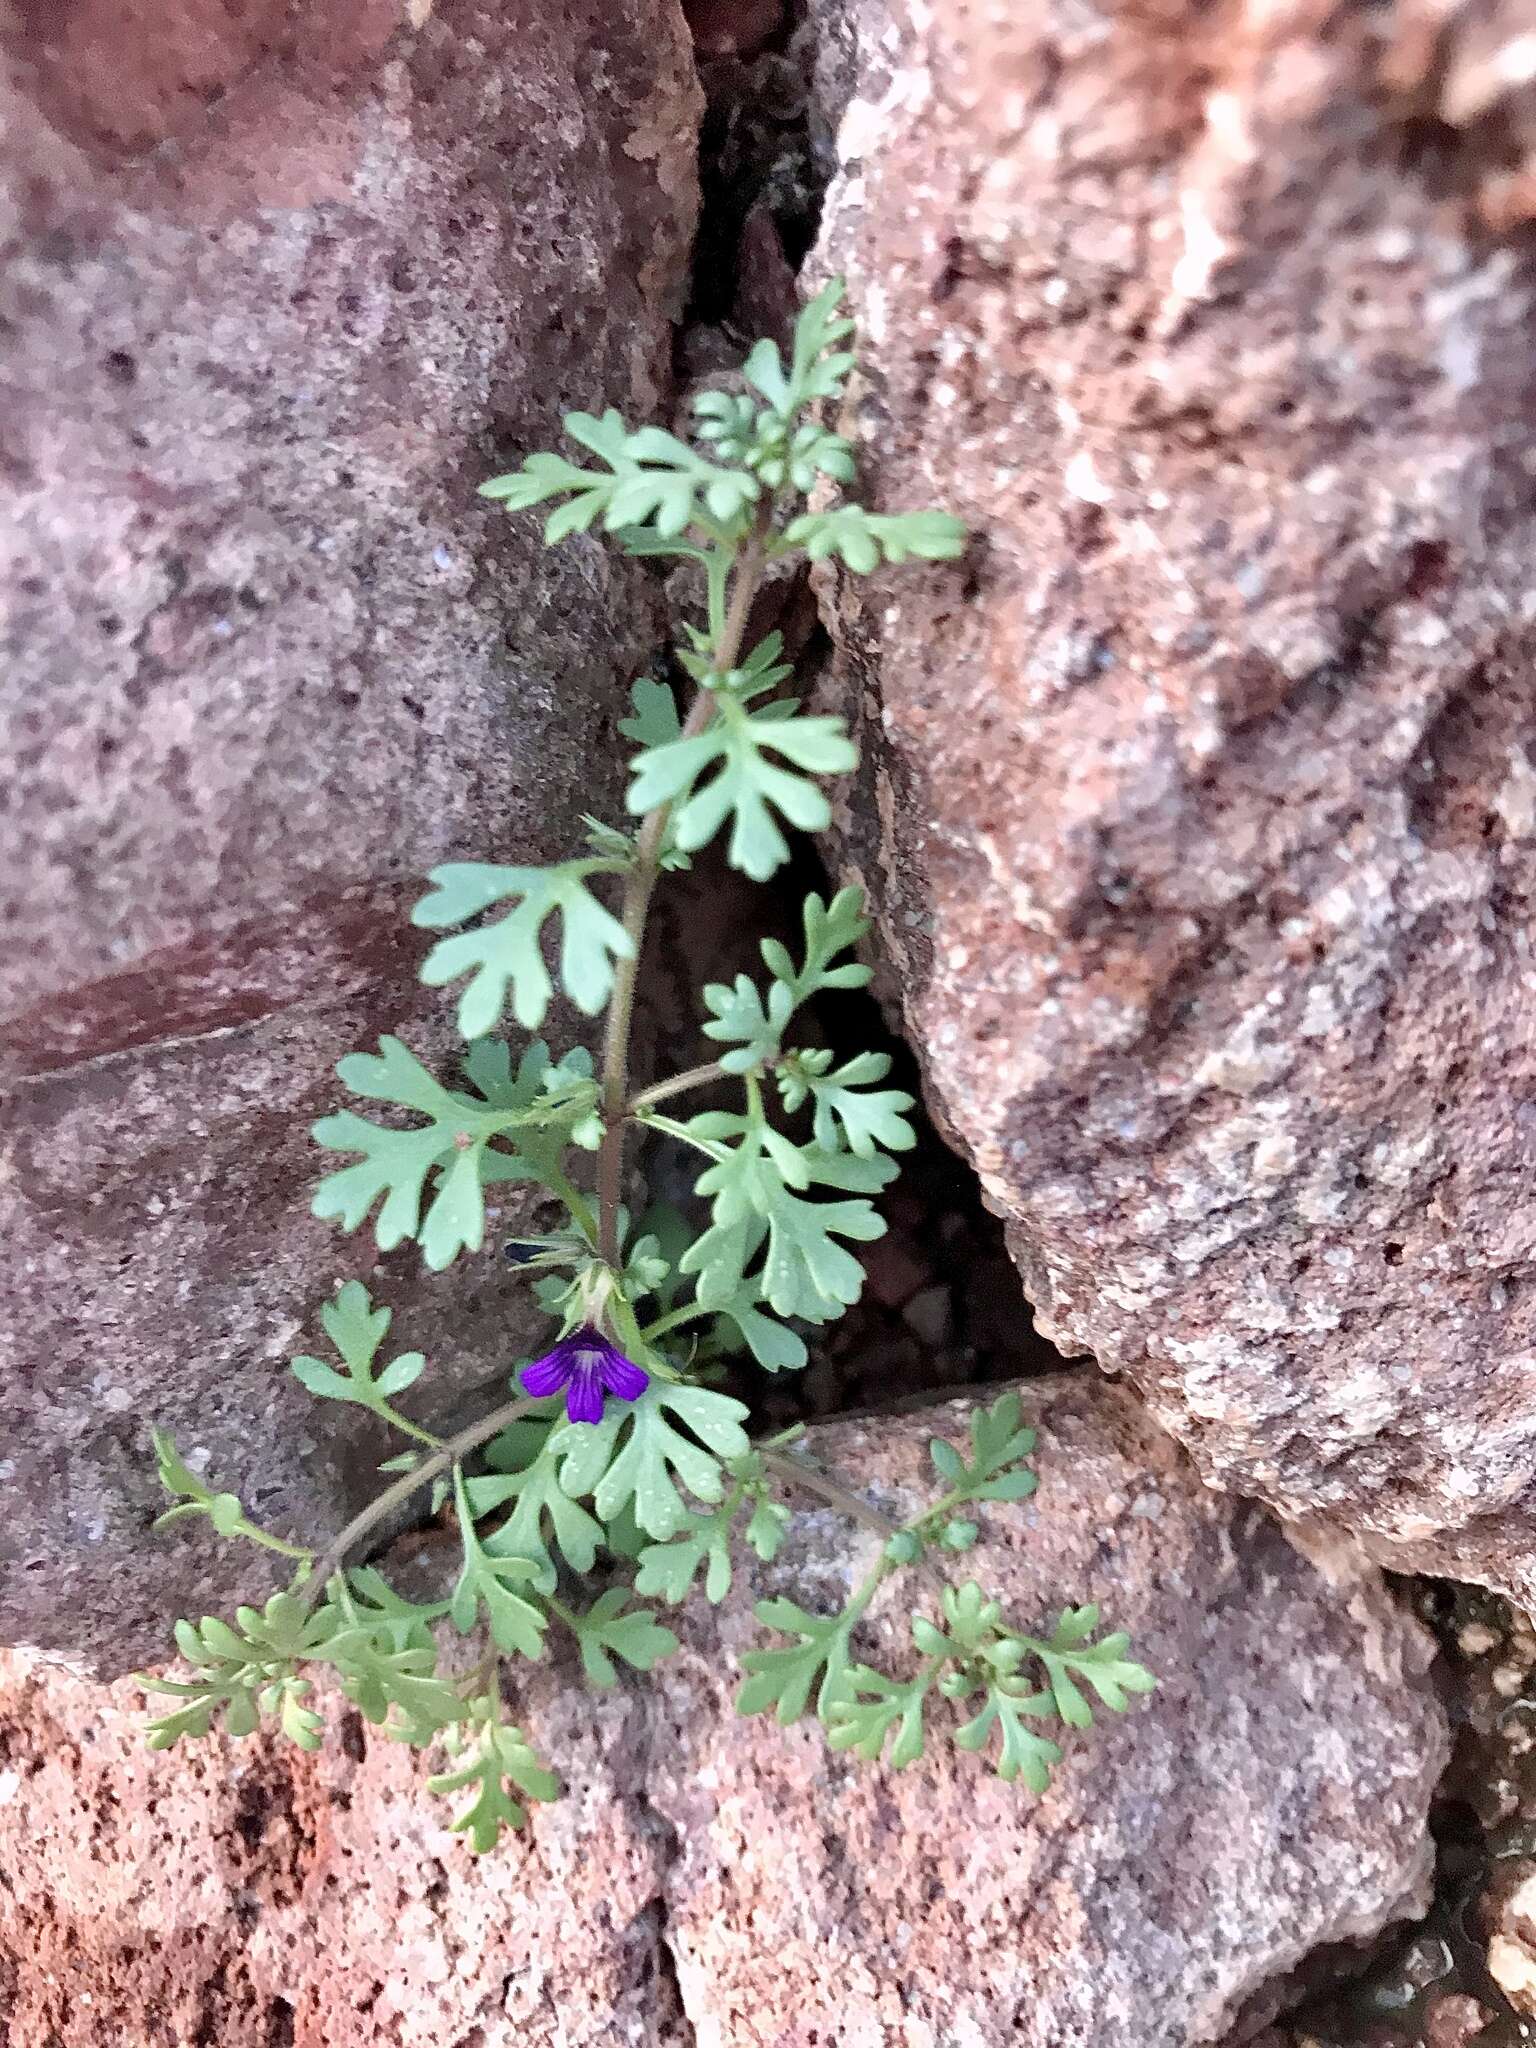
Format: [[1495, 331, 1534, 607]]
[[519, 1326, 649, 1424], [564, 1364, 605, 1425], [519, 1350, 569, 1399], [599, 1350, 650, 1402]]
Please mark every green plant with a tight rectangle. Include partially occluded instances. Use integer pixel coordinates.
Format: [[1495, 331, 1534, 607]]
[[141, 285, 1152, 1847]]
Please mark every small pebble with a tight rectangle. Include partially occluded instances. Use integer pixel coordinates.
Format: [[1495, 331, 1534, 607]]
[[1459, 1621, 1503, 1657], [1424, 1989, 1495, 2048], [902, 1284, 952, 1348]]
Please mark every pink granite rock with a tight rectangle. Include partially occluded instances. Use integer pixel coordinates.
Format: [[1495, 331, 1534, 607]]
[[808, 0, 1536, 1604], [0, 0, 701, 1667], [0, 1381, 1447, 2045]]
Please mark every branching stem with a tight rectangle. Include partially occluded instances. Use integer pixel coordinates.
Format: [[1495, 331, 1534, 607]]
[[761, 1447, 967, 1597], [627, 1060, 731, 1112], [299, 1392, 548, 1614], [594, 511, 773, 1267], [761, 1448, 904, 1544]]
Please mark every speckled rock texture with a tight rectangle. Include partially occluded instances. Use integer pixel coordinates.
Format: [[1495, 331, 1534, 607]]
[[0, 0, 701, 1669], [809, 0, 1536, 1604], [0, 1382, 1447, 2046]]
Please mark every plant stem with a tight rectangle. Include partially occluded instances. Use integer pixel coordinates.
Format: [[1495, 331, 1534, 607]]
[[239, 1523, 315, 1563], [627, 1060, 730, 1112], [379, 1408, 446, 1453], [594, 515, 773, 1268], [761, 1448, 964, 1597], [299, 1392, 548, 1614], [459, 1646, 501, 1710], [636, 1300, 714, 1344], [761, 1448, 904, 1544]]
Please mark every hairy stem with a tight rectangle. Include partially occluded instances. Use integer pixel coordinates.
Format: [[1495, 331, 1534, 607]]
[[627, 1060, 730, 1112], [594, 516, 773, 1267], [762, 1448, 966, 1600], [761, 1448, 905, 1544], [299, 1392, 548, 1614], [380, 1408, 447, 1453]]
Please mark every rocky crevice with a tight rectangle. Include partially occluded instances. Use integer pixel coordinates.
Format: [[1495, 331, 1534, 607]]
[[3, 0, 1533, 2040]]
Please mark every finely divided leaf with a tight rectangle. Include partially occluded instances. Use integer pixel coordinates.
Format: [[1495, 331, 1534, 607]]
[[428, 1718, 560, 1852], [776, 1050, 916, 1157], [414, 860, 632, 1037], [480, 407, 759, 543], [566, 1588, 679, 1689], [825, 1665, 932, 1768], [924, 1389, 1039, 1510], [449, 1471, 549, 1658], [466, 1425, 605, 1595], [289, 1281, 427, 1421], [782, 505, 966, 573], [627, 699, 857, 883], [551, 1380, 751, 1541], [953, 1686, 1063, 1791], [1029, 1606, 1157, 1725], [736, 1597, 858, 1723], [312, 1036, 596, 1268]]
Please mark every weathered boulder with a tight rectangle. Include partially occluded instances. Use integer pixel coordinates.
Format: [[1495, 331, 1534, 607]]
[[0, 0, 701, 1667], [0, 1381, 1447, 2045], [809, 0, 1536, 1602]]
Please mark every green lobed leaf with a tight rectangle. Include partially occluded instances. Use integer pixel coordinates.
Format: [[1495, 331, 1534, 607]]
[[696, 885, 874, 1088], [627, 697, 857, 883], [142, 1592, 346, 1752], [776, 1049, 916, 1158], [711, 1288, 808, 1372], [700, 973, 794, 1074], [617, 674, 683, 749], [631, 1465, 774, 1609], [427, 1713, 560, 1853], [331, 1632, 467, 1748], [312, 1037, 597, 1269], [676, 1110, 895, 1324], [480, 407, 760, 544], [825, 1664, 933, 1768], [466, 1421, 605, 1596], [741, 279, 855, 421], [1028, 1606, 1157, 1725], [953, 1685, 1064, 1791], [342, 1567, 450, 1651], [413, 859, 633, 1038], [736, 1596, 859, 1724], [289, 1281, 428, 1427], [448, 1469, 549, 1659], [764, 886, 872, 1001], [922, 1389, 1039, 1515], [565, 1588, 679, 1689], [781, 505, 966, 572], [551, 1379, 751, 1542]]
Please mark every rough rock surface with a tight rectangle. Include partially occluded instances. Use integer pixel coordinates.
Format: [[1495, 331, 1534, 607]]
[[0, 0, 701, 1667], [0, 1382, 1447, 2045], [809, 0, 1536, 1602]]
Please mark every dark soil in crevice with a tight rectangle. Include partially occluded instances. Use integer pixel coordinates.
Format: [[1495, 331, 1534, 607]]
[[676, 0, 835, 377], [627, 820, 1069, 1429]]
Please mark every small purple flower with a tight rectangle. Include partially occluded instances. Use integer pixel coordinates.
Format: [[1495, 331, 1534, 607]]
[[520, 1326, 649, 1425]]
